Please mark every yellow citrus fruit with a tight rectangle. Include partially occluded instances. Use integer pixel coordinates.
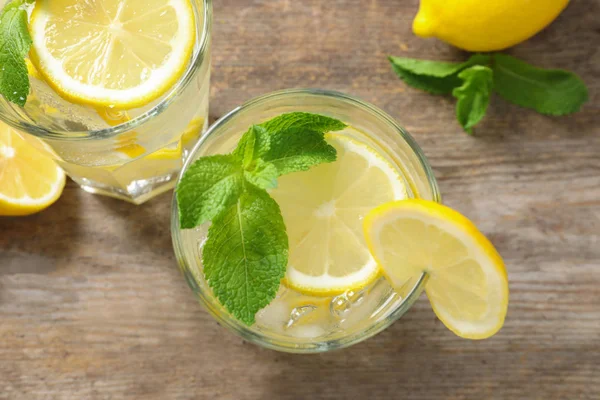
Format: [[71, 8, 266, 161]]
[[29, 0, 196, 108], [413, 0, 569, 51], [0, 122, 66, 216], [364, 200, 509, 339], [270, 133, 407, 296]]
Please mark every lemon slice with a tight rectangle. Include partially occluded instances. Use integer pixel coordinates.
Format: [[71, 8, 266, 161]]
[[269, 133, 407, 296], [364, 200, 509, 339], [0, 123, 66, 216], [29, 0, 196, 108]]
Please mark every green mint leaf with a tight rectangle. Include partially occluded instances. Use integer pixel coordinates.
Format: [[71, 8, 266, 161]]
[[234, 113, 345, 164], [244, 159, 278, 189], [233, 125, 269, 165], [235, 113, 344, 177], [241, 127, 256, 168], [492, 54, 589, 116], [177, 112, 345, 325], [260, 112, 347, 133], [389, 54, 490, 77], [0, 0, 32, 106], [452, 66, 494, 134], [176, 154, 244, 229], [203, 184, 288, 325], [388, 54, 490, 95], [389, 66, 459, 95], [261, 127, 337, 175]]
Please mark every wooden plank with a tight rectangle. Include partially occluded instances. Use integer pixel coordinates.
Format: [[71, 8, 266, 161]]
[[1, 0, 599, 398]]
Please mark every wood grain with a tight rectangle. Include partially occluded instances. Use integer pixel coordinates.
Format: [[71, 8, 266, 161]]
[[1, 0, 599, 399]]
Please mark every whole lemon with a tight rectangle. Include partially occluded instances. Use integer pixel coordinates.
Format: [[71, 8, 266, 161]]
[[413, 0, 569, 52]]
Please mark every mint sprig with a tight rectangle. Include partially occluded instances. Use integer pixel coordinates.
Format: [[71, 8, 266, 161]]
[[452, 66, 493, 134], [176, 112, 346, 325], [389, 53, 589, 134], [0, 0, 33, 106]]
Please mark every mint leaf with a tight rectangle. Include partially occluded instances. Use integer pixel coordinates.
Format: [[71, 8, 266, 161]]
[[261, 127, 337, 175], [233, 125, 269, 165], [176, 154, 244, 229], [203, 185, 288, 325], [0, 0, 32, 106], [452, 66, 494, 134], [177, 112, 345, 325], [241, 127, 256, 168], [261, 112, 346, 133], [389, 54, 490, 94], [390, 54, 490, 77], [244, 159, 278, 189], [492, 54, 588, 116], [234, 113, 345, 165], [389, 67, 459, 95]]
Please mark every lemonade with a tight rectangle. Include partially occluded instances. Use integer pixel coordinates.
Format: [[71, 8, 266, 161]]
[[0, 0, 211, 203], [172, 90, 441, 352]]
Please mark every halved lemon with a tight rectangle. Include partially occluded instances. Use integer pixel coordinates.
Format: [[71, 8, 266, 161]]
[[269, 133, 407, 296], [29, 0, 196, 108], [0, 123, 66, 216], [364, 200, 509, 339]]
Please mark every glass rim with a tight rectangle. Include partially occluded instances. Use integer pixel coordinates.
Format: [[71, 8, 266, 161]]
[[0, 0, 212, 141], [171, 88, 440, 353]]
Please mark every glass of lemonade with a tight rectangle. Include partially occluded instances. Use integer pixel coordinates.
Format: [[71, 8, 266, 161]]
[[0, 0, 211, 204], [171, 89, 441, 352]]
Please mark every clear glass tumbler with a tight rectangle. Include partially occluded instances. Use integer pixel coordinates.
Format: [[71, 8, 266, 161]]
[[171, 89, 440, 353], [0, 0, 212, 204]]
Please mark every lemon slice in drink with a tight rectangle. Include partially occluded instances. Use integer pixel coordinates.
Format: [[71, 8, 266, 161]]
[[363, 200, 509, 339], [29, 0, 196, 108], [270, 133, 407, 296], [0, 123, 66, 216]]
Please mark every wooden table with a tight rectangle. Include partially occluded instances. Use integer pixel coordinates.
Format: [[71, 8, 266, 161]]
[[1, 0, 599, 398]]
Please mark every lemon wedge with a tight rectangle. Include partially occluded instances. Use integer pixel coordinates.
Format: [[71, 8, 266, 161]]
[[269, 133, 407, 296], [29, 0, 196, 108], [364, 199, 509, 339], [0, 123, 66, 216]]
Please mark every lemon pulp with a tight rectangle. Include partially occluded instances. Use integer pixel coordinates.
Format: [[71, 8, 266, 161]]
[[364, 199, 509, 339], [29, 0, 196, 108], [0, 122, 65, 216], [269, 132, 407, 296]]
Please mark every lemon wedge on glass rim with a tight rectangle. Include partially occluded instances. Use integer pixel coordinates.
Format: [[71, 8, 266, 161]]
[[269, 133, 407, 296], [0, 122, 65, 216], [364, 199, 509, 339], [29, 0, 196, 108]]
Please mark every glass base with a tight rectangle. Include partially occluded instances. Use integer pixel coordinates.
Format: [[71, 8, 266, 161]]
[[74, 171, 178, 205]]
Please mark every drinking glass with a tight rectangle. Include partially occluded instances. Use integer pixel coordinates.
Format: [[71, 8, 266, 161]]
[[172, 89, 440, 352], [0, 0, 212, 204]]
